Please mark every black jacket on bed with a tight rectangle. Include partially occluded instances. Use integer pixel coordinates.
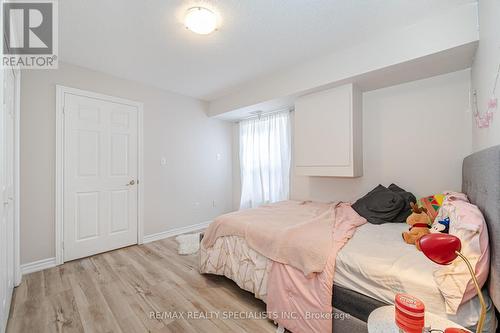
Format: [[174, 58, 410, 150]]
[[352, 184, 416, 225]]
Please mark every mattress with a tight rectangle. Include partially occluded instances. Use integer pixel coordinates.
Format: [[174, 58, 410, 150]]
[[334, 222, 482, 328]]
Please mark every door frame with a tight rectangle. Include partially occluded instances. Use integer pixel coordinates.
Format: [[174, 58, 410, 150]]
[[1, 55, 21, 333], [1, 5, 21, 333], [1, 62, 22, 288], [13, 68, 21, 286], [55, 85, 144, 265]]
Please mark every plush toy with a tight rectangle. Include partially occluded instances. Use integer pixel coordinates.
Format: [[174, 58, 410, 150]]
[[430, 217, 450, 234], [402, 202, 431, 251]]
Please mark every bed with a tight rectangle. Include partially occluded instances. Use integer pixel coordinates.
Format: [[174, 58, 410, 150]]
[[200, 144, 500, 332]]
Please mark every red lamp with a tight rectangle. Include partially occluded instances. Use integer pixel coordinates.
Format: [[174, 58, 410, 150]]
[[418, 234, 486, 333]]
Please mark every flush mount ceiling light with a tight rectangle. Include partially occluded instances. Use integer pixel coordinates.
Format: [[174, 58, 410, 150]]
[[185, 7, 217, 35]]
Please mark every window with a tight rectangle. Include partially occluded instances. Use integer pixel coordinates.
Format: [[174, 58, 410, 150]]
[[239, 111, 291, 209]]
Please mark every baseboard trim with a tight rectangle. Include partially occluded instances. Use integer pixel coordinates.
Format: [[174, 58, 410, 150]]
[[20, 222, 212, 274], [143, 221, 212, 244], [21, 257, 57, 275]]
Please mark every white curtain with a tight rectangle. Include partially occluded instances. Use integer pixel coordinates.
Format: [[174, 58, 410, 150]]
[[239, 111, 291, 209]]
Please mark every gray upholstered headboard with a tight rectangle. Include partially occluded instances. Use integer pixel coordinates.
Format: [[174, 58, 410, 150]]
[[462, 145, 500, 311]]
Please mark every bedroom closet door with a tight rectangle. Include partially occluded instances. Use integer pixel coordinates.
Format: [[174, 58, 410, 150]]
[[62, 90, 140, 262], [0, 67, 16, 333]]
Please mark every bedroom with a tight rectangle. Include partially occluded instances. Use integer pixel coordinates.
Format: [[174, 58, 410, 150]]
[[1, 0, 499, 332]]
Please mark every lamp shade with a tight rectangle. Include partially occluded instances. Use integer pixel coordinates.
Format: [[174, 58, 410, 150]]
[[418, 234, 461, 265]]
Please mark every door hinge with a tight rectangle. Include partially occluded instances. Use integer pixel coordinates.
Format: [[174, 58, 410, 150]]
[[62, 241, 64, 250]]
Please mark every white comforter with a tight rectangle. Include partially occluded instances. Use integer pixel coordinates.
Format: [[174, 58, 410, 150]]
[[335, 223, 482, 327]]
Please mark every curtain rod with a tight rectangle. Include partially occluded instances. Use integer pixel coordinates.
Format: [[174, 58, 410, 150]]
[[238, 107, 294, 122]]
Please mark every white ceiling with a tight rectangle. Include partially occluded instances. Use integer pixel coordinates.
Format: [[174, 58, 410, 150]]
[[60, 0, 475, 101]]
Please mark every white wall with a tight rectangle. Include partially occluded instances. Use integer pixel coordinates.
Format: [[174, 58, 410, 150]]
[[20, 62, 233, 264], [291, 70, 472, 202], [231, 70, 472, 206], [471, 0, 500, 152]]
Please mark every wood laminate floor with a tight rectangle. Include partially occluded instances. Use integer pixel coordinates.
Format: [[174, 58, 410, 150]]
[[7, 237, 277, 333]]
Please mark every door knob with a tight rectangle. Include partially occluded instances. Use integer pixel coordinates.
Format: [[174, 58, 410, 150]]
[[126, 180, 135, 186]]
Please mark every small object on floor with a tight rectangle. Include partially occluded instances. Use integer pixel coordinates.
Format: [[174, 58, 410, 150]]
[[175, 232, 202, 255]]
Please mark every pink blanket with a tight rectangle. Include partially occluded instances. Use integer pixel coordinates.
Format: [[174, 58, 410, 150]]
[[202, 201, 337, 275], [267, 203, 366, 333]]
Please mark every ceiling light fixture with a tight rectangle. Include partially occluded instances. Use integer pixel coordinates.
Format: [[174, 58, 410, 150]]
[[185, 7, 217, 35]]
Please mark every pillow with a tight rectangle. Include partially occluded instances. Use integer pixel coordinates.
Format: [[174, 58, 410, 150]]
[[432, 192, 490, 314], [388, 183, 417, 223], [352, 185, 405, 224], [418, 193, 444, 221]]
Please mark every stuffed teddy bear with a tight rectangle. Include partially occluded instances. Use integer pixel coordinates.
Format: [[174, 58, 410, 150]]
[[402, 202, 431, 250]]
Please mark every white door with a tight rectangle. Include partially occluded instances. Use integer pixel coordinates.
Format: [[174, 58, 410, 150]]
[[1, 68, 16, 333], [63, 92, 139, 261]]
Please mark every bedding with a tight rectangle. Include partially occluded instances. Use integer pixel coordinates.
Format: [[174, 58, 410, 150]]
[[199, 222, 489, 330], [432, 192, 490, 313], [267, 203, 366, 333], [200, 197, 490, 331], [200, 230, 488, 330], [200, 235, 271, 301], [202, 200, 337, 275], [201, 201, 367, 333], [334, 222, 487, 328]]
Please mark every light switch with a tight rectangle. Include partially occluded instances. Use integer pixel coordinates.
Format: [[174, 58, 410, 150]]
[[160, 157, 167, 166], [216, 153, 222, 161]]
